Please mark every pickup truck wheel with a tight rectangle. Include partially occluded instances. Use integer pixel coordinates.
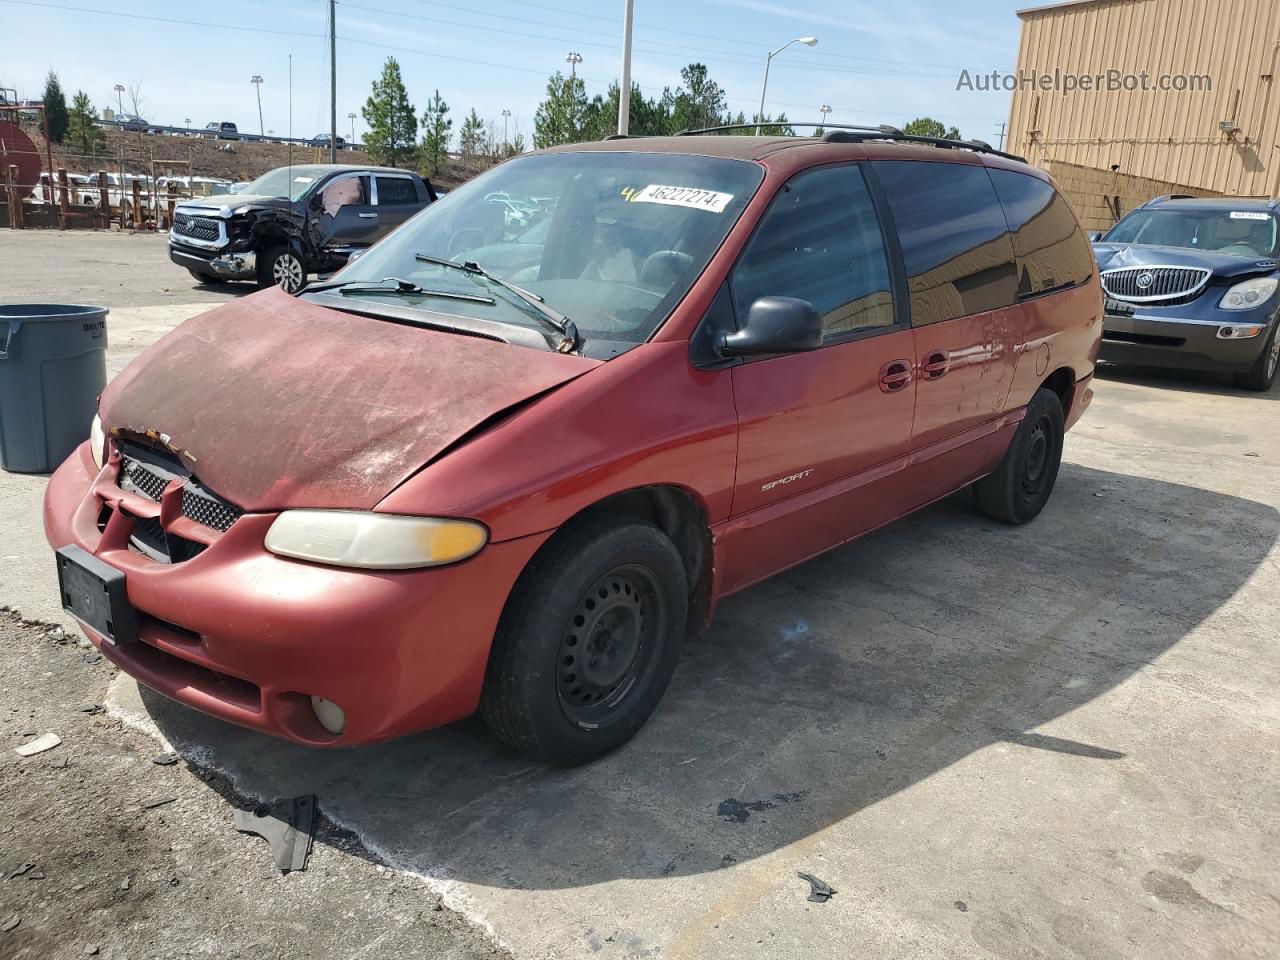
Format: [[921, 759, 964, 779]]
[[187, 269, 227, 285], [259, 246, 306, 293], [973, 387, 1064, 525], [480, 518, 688, 766], [1233, 324, 1279, 392]]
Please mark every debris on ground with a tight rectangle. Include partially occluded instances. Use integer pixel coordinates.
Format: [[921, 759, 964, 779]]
[[79, 703, 104, 715], [15, 732, 61, 756], [232, 795, 317, 873], [82, 652, 102, 665], [797, 872, 836, 903], [2, 915, 20, 932], [151, 752, 179, 766], [142, 796, 177, 809], [7, 863, 36, 879]]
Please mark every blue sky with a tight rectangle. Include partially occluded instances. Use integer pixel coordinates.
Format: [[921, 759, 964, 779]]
[[0, 0, 1027, 144]]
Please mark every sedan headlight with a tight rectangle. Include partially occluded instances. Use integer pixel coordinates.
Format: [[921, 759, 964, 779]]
[[264, 511, 487, 569], [90, 414, 106, 469], [1219, 277, 1278, 311]]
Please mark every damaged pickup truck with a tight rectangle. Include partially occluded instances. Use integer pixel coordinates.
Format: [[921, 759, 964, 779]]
[[168, 164, 436, 292]]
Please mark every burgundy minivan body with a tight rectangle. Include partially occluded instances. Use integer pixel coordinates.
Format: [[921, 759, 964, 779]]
[[45, 135, 1100, 763]]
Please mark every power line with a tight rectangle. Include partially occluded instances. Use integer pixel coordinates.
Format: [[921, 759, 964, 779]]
[[0, 0, 324, 40]]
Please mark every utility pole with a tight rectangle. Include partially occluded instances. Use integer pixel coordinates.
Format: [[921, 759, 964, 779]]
[[329, 0, 337, 163], [618, 0, 633, 136], [251, 75, 264, 137], [995, 121, 1007, 151], [501, 109, 511, 150], [565, 52, 582, 79]]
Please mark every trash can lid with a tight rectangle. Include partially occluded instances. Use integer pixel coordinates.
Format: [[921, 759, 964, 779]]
[[0, 304, 109, 322]]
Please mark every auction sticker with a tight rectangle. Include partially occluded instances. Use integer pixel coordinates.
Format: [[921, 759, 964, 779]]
[[1229, 211, 1269, 220], [630, 184, 734, 213]]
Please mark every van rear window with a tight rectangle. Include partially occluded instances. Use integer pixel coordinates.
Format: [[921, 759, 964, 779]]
[[988, 169, 1093, 296]]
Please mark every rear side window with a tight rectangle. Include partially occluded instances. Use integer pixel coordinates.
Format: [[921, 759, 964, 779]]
[[731, 165, 894, 339], [872, 160, 1017, 325], [988, 169, 1093, 297], [376, 176, 419, 205]]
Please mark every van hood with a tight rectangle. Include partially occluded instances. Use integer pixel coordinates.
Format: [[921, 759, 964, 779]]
[[1092, 242, 1279, 279], [99, 286, 600, 512]]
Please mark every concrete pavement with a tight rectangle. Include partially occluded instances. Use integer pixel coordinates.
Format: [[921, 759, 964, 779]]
[[3, 229, 1279, 959]]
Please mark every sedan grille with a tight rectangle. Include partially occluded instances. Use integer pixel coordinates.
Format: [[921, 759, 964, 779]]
[[117, 451, 243, 533], [1101, 266, 1212, 303], [172, 211, 222, 243]]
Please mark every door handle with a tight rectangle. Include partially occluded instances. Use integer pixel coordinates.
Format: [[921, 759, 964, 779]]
[[920, 350, 951, 380], [878, 359, 913, 393], [358, 212, 378, 219]]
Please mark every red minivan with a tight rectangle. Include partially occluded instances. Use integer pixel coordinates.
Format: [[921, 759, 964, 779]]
[[45, 129, 1101, 764]]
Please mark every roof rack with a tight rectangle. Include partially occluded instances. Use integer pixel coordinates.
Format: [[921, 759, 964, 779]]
[[674, 121, 1026, 163]]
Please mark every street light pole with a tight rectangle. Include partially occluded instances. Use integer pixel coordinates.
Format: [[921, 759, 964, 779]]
[[501, 109, 511, 151], [819, 104, 831, 129], [565, 51, 582, 79], [348, 112, 357, 146], [113, 83, 124, 118], [755, 37, 817, 135], [251, 75, 264, 137], [618, 0, 634, 136]]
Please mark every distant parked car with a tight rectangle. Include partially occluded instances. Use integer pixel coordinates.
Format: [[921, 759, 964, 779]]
[[203, 122, 239, 141], [117, 114, 148, 132], [309, 133, 347, 149], [1093, 195, 1280, 391], [168, 163, 436, 291]]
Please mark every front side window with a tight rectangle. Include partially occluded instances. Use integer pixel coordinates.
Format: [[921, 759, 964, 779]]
[[873, 160, 1017, 325], [988, 169, 1094, 296], [320, 176, 368, 216], [329, 151, 763, 352], [731, 165, 894, 339], [376, 176, 418, 205], [1104, 208, 1278, 259]]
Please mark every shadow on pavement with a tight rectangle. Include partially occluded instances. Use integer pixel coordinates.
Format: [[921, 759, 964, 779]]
[[1096, 361, 1280, 400], [138, 462, 1278, 888]]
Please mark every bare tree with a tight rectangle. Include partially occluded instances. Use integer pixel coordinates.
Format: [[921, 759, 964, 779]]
[[126, 80, 146, 121]]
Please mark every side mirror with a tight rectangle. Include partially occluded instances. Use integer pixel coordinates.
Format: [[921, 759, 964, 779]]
[[1088, 231, 1104, 242], [721, 297, 823, 357]]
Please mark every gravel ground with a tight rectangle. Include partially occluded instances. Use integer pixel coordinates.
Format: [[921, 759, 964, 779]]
[[0, 612, 509, 960]]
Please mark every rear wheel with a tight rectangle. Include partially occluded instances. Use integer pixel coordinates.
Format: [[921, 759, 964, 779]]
[[1233, 324, 1279, 392], [258, 245, 306, 293], [973, 387, 1065, 524], [480, 518, 688, 765]]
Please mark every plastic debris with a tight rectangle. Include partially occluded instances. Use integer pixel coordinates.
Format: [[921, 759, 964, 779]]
[[233, 796, 316, 873], [15, 733, 61, 757], [151, 753, 179, 766], [797, 872, 836, 903]]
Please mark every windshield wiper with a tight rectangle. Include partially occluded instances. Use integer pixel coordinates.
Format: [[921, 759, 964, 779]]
[[414, 253, 581, 352], [307, 276, 494, 304]]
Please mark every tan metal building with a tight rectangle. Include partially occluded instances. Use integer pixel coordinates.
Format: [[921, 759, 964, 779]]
[[1007, 0, 1280, 229]]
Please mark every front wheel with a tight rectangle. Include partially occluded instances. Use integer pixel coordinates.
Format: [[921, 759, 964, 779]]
[[480, 518, 688, 765], [1234, 324, 1279, 392], [973, 387, 1065, 524], [258, 245, 306, 293]]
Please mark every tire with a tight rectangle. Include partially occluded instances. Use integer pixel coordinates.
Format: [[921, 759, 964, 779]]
[[480, 518, 689, 766], [187, 269, 227, 285], [973, 387, 1065, 525], [1233, 323, 1279, 392], [258, 245, 306, 293]]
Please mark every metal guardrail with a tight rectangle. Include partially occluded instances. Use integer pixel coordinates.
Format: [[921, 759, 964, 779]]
[[95, 119, 362, 150]]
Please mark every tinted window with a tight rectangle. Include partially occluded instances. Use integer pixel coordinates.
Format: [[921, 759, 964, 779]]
[[376, 176, 419, 205], [873, 161, 1017, 325], [731, 165, 894, 339], [988, 169, 1093, 295]]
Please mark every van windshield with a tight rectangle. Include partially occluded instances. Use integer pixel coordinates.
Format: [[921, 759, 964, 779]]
[[1105, 208, 1279, 259], [326, 151, 763, 351]]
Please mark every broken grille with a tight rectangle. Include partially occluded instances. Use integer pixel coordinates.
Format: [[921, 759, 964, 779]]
[[172, 211, 221, 243], [1101, 266, 1211, 303], [116, 451, 243, 534]]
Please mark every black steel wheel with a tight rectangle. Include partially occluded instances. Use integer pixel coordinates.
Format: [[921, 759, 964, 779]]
[[973, 387, 1065, 524], [481, 518, 688, 765]]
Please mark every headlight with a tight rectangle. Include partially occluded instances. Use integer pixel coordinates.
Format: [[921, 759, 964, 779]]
[[1219, 277, 1278, 311], [264, 511, 487, 569], [90, 414, 106, 469]]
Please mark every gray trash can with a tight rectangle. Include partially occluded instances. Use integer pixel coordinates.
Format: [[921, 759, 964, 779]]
[[0, 304, 108, 474]]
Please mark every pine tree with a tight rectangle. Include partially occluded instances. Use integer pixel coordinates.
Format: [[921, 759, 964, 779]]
[[66, 91, 105, 156], [419, 90, 451, 176], [361, 58, 418, 167], [42, 70, 69, 143], [459, 108, 485, 163], [903, 117, 962, 140], [533, 72, 589, 148]]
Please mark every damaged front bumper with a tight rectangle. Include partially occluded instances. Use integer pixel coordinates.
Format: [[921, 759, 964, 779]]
[[43, 441, 551, 746], [169, 241, 257, 280]]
